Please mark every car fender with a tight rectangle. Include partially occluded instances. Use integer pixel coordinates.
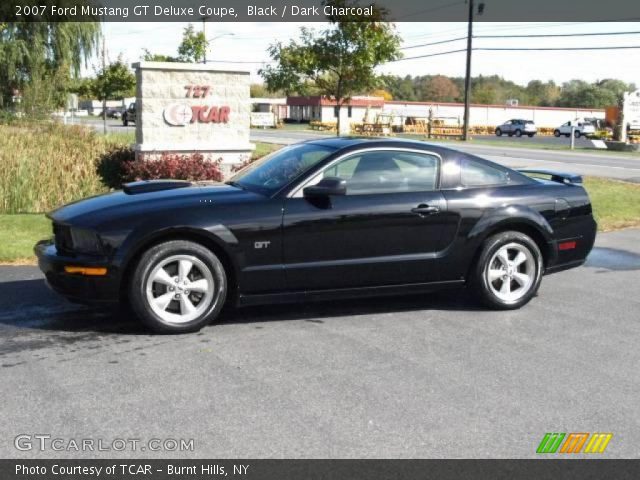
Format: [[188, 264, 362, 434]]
[[114, 222, 239, 283], [466, 204, 556, 263]]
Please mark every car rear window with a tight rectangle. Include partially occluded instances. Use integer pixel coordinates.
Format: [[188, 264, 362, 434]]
[[461, 159, 509, 187]]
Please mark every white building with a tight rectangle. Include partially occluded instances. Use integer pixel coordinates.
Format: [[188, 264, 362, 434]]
[[285, 96, 606, 129]]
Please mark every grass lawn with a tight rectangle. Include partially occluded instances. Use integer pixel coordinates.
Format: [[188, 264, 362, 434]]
[[252, 142, 283, 159], [583, 177, 640, 231], [0, 214, 50, 264], [1, 177, 639, 264]]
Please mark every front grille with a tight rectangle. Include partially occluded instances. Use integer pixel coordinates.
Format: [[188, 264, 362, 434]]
[[53, 223, 73, 253]]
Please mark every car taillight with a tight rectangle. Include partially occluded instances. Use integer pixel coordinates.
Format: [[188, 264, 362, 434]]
[[559, 241, 577, 251]]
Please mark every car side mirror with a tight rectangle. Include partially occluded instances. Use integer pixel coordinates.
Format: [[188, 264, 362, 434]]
[[303, 177, 347, 198]]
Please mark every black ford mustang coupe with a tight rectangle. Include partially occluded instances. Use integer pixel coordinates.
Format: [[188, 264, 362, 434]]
[[35, 138, 596, 333]]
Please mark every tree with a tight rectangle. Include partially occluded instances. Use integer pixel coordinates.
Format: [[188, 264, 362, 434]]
[[178, 24, 208, 63], [90, 58, 135, 132], [417, 75, 459, 102], [260, 0, 401, 135], [370, 89, 393, 101], [142, 49, 179, 63], [92, 58, 136, 102], [0, 19, 100, 112]]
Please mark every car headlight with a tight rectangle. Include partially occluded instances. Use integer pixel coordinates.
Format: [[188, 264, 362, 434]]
[[69, 227, 104, 255]]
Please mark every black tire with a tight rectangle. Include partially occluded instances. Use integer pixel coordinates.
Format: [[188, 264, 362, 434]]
[[129, 240, 227, 333], [123, 116, 128, 126], [565, 134, 570, 138], [527, 133, 534, 137], [554, 130, 561, 137], [574, 130, 581, 138], [495, 128, 502, 136], [471, 231, 543, 310], [515, 129, 522, 137]]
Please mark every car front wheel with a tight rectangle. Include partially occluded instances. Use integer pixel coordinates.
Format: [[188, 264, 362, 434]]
[[495, 128, 502, 136], [129, 240, 227, 333], [554, 130, 561, 137], [515, 129, 522, 137], [472, 231, 543, 310], [574, 130, 581, 138]]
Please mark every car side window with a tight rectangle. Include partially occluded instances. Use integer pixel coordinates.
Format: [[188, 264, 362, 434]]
[[461, 159, 509, 187], [321, 150, 439, 195]]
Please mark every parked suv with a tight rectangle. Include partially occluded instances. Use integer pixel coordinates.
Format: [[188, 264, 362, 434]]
[[495, 119, 537, 137], [554, 120, 595, 138], [122, 103, 136, 126]]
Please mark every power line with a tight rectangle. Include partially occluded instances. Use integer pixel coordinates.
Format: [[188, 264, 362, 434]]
[[476, 30, 640, 39], [476, 45, 640, 51], [402, 36, 467, 50], [392, 48, 468, 62], [391, 44, 640, 62]]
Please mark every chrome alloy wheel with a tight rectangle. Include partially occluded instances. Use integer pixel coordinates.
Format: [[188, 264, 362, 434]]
[[485, 242, 536, 303], [145, 255, 215, 324]]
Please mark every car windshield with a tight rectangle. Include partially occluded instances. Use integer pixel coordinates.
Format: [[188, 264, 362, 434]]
[[228, 143, 336, 195]]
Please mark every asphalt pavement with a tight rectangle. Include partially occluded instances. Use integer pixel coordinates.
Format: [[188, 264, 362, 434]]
[[1, 229, 639, 458]]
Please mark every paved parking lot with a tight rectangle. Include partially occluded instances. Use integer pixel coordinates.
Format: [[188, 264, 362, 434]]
[[1, 229, 639, 458]]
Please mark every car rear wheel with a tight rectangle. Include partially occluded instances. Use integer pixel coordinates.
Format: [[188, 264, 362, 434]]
[[527, 133, 534, 137], [515, 129, 522, 137], [574, 130, 581, 138], [471, 231, 543, 310], [129, 240, 227, 333], [495, 128, 502, 136], [554, 130, 561, 137]]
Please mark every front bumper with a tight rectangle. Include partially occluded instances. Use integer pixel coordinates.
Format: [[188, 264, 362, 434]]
[[34, 240, 120, 305]]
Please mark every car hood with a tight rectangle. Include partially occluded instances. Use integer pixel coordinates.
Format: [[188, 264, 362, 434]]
[[48, 181, 263, 227]]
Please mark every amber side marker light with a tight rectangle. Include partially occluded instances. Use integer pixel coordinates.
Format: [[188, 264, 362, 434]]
[[558, 241, 577, 251], [64, 266, 108, 276]]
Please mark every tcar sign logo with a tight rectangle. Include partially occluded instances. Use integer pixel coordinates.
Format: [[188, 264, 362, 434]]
[[163, 103, 193, 126], [163, 84, 232, 126]]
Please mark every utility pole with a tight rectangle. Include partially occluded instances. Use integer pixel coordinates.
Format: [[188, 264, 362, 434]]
[[201, 16, 209, 64], [462, 0, 474, 141], [101, 35, 107, 135]]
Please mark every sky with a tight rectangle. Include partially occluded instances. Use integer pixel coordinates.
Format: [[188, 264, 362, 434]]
[[97, 21, 640, 87]]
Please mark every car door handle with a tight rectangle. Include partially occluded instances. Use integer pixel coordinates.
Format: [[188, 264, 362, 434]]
[[411, 204, 440, 215]]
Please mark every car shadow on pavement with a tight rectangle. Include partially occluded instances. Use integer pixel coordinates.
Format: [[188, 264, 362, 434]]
[[0, 278, 485, 335]]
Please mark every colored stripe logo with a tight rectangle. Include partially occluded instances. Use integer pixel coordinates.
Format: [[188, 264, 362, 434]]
[[537, 433, 612, 454]]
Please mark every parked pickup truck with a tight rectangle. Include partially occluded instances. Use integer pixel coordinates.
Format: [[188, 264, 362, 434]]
[[122, 103, 136, 126], [554, 120, 596, 138]]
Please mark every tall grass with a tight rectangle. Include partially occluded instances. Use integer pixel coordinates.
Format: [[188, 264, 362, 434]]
[[0, 123, 124, 213]]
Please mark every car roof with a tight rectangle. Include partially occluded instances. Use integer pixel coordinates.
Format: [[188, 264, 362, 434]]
[[303, 136, 466, 158]]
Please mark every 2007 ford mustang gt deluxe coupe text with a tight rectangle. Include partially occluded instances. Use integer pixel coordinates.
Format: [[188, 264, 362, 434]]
[[35, 138, 596, 333]]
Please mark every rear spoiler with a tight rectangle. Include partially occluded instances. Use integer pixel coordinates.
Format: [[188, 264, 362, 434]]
[[517, 169, 583, 185]]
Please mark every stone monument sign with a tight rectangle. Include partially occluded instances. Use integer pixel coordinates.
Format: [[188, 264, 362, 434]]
[[132, 61, 254, 176]]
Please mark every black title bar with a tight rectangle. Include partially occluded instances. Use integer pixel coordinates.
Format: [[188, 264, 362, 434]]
[[3, 0, 640, 22], [3, 459, 640, 480]]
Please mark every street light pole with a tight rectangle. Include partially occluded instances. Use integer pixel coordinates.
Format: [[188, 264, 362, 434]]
[[462, 0, 474, 141]]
